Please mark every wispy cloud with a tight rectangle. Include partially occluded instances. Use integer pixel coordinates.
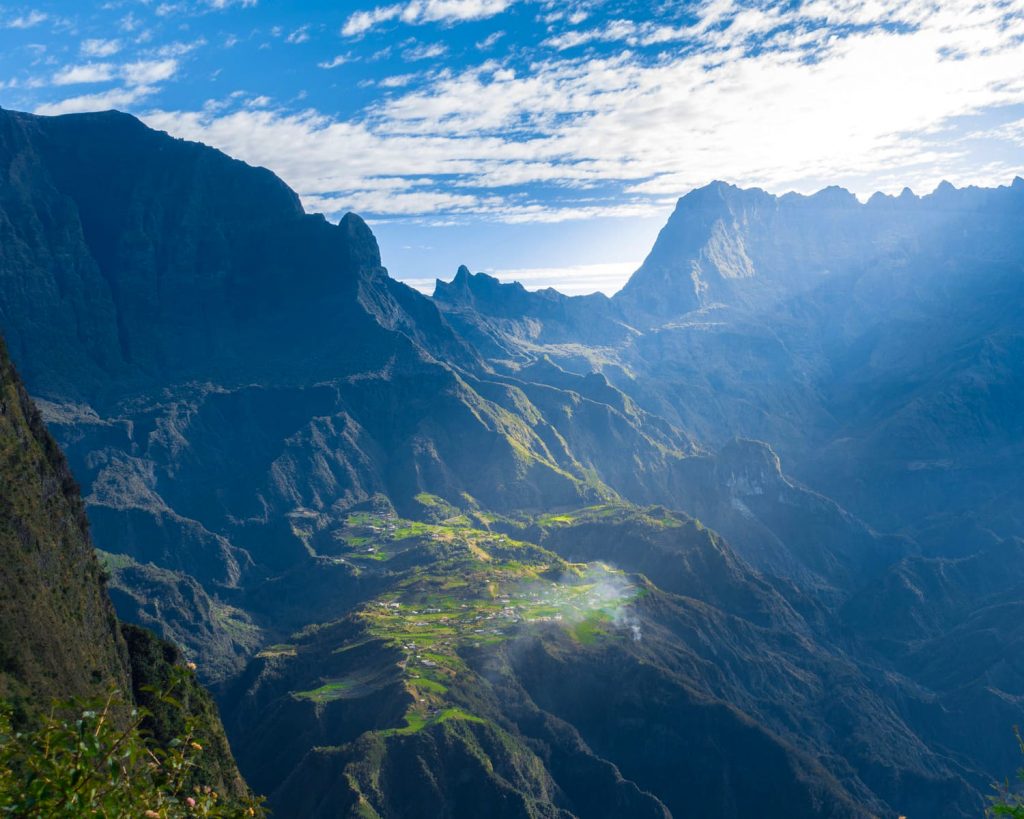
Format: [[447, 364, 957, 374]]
[[50, 59, 179, 87], [342, 0, 515, 37], [318, 54, 351, 69], [52, 63, 117, 86], [121, 58, 179, 85], [39, 56, 180, 117], [403, 41, 447, 61], [35, 85, 158, 116], [286, 25, 311, 44], [21, 0, 1024, 228], [475, 30, 504, 49], [343, 5, 403, 37], [4, 9, 47, 29], [80, 38, 122, 57], [379, 73, 418, 87], [146, 0, 1024, 223]]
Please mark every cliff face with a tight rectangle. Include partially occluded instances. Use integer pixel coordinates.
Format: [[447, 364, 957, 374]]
[[0, 108, 476, 404], [0, 107, 703, 674], [0, 335, 128, 707], [4, 103, 1024, 818], [0, 335, 246, 797], [615, 178, 1024, 319]]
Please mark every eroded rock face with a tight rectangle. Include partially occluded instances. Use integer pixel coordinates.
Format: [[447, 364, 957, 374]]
[[0, 107, 697, 671], [5, 103, 1024, 819], [0, 335, 129, 706], [0, 335, 247, 799]]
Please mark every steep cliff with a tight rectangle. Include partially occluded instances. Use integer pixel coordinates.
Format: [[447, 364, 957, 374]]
[[0, 335, 246, 797]]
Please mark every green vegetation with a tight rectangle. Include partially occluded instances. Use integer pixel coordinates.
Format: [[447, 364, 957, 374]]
[[255, 644, 296, 659], [538, 503, 684, 530], [571, 611, 612, 645], [990, 730, 1024, 817], [121, 625, 246, 801], [287, 508, 643, 736], [279, 506, 648, 743], [0, 666, 264, 818], [0, 340, 128, 707], [293, 679, 355, 704]]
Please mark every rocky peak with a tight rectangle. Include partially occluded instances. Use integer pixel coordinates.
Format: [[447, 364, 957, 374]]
[[615, 176, 1024, 323], [338, 212, 383, 270], [0, 107, 464, 403]]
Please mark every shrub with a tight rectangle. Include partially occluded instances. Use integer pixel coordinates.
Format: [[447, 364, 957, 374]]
[[991, 729, 1024, 818], [0, 667, 264, 818]]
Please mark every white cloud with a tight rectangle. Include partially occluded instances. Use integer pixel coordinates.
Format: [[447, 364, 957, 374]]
[[141, 0, 1024, 221], [475, 30, 505, 49], [483, 260, 640, 295], [286, 25, 310, 44], [379, 73, 418, 87], [122, 58, 179, 85], [342, 4, 403, 36], [154, 39, 207, 57], [343, 0, 514, 36], [5, 10, 47, 29], [403, 42, 447, 60], [318, 54, 351, 69], [401, 0, 515, 24], [303, 188, 488, 216], [50, 58, 179, 88], [81, 39, 122, 58], [52, 63, 116, 85], [969, 117, 1024, 147], [35, 85, 157, 116]]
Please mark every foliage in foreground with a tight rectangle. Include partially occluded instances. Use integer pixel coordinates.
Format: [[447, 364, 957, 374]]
[[0, 666, 264, 818], [991, 729, 1024, 817]]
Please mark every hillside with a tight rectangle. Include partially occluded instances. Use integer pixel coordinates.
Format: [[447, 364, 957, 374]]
[[0, 334, 246, 799], [0, 334, 127, 707], [436, 179, 1024, 546], [1, 106, 1023, 817]]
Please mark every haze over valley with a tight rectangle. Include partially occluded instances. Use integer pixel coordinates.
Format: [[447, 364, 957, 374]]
[[1, 2, 1023, 817]]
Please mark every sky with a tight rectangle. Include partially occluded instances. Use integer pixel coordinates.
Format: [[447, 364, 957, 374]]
[[1, 0, 1023, 295]]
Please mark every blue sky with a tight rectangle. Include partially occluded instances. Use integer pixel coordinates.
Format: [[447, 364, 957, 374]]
[[2, 0, 1023, 295]]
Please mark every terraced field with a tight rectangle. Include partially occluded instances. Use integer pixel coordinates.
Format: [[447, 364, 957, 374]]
[[284, 504, 643, 734]]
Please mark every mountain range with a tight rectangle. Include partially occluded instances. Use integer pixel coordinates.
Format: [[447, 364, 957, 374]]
[[1, 105, 1022, 817]]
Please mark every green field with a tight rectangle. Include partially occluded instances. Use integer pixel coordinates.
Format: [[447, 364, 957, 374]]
[[285, 506, 643, 734]]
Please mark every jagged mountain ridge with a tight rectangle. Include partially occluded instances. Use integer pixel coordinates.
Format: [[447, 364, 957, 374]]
[[429, 176, 1024, 816], [434, 176, 1024, 540], [2, 105, 1022, 817], [0, 106, 705, 673]]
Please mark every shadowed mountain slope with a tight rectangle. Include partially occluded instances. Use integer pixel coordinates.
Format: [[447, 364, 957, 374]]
[[0, 335, 246, 797], [0, 107, 701, 675], [3, 105, 1023, 817]]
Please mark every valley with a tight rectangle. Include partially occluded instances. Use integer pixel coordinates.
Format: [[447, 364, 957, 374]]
[[0, 105, 1022, 817]]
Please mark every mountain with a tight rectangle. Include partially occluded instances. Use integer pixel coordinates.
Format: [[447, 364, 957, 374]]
[[434, 178, 1024, 548], [611, 179, 1024, 544], [0, 106, 703, 673], [0, 334, 246, 797], [218, 503, 967, 818], [3, 104, 1024, 818], [0, 334, 127, 707], [430, 178, 1024, 812]]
